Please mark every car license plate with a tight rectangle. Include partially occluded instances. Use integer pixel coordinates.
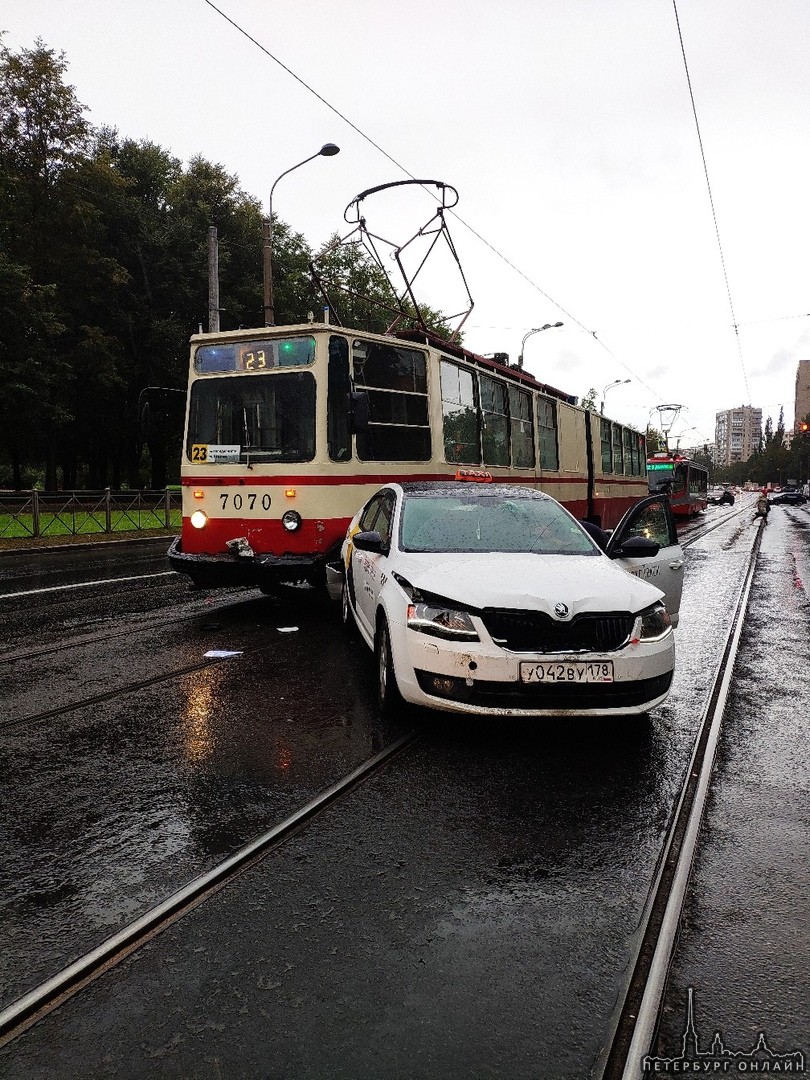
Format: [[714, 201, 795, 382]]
[[520, 661, 614, 684]]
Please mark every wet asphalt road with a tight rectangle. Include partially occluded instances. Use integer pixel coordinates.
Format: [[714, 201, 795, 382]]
[[655, 507, 810, 1059], [0, 506, 807, 1077]]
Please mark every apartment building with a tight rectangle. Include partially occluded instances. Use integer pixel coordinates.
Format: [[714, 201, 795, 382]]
[[714, 405, 763, 466], [795, 359, 810, 430]]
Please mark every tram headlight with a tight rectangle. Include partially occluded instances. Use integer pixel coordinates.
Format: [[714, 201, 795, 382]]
[[281, 510, 302, 532], [190, 510, 208, 529]]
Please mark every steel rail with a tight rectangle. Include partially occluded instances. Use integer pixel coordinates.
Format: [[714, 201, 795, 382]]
[[0, 588, 254, 666], [676, 499, 752, 546], [0, 729, 419, 1049], [597, 518, 765, 1079], [0, 630, 305, 732]]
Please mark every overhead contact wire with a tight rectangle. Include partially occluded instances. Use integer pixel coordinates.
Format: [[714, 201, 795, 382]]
[[202, 0, 668, 409], [672, 0, 751, 403]]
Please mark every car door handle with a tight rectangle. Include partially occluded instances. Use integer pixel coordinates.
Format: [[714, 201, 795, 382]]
[[668, 559, 684, 570]]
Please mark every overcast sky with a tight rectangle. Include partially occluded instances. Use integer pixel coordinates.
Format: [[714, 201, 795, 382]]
[[5, 0, 809, 445]]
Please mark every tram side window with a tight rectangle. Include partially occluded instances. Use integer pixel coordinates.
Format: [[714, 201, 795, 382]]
[[623, 427, 635, 475], [481, 376, 509, 467], [353, 340, 430, 461], [537, 396, 559, 470], [328, 336, 351, 461], [509, 386, 535, 468], [601, 421, 613, 474], [633, 435, 645, 476], [612, 423, 624, 474], [440, 361, 480, 464]]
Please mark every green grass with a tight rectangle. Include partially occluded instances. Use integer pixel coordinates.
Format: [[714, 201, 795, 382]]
[[0, 510, 182, 541]]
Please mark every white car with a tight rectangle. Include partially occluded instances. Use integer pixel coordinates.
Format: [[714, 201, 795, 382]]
[[331, 482, 684, 718]]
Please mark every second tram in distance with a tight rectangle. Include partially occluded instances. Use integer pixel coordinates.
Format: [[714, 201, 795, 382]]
[[646, 450, 709, 517], [168, 322, 651, 590]]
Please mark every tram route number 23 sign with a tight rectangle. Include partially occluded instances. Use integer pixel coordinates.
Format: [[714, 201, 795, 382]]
[[190, 444, 240, 463]]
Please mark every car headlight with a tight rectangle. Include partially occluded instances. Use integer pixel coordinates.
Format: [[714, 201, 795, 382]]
[[190, 510, 208, 529], [406, 602, 479, 641], [282, 510, 302, 532], [635, 602, 672, 641]]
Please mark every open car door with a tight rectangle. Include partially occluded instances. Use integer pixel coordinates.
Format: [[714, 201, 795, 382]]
[[606, 495, 684, 627]]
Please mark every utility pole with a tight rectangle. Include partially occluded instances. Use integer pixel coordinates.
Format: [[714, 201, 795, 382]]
[[208, 226, 220, 333]]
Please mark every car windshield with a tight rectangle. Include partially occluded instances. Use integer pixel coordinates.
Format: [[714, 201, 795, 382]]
[[399, 494, 600, 555]]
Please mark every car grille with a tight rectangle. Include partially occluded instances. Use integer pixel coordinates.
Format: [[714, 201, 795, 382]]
[[479, 609, 635, 653]]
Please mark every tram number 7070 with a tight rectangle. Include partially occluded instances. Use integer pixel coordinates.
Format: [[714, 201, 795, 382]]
[[217, 492, 273, 512]]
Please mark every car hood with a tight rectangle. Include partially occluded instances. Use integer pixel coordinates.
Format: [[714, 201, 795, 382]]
[[394, 551, 664, 615]]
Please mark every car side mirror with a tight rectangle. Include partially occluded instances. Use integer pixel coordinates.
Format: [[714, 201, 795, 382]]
[[352, 529, 386, 553], [611, 535, 660, 559]]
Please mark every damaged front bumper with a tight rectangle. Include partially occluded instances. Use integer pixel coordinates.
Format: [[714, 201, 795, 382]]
[[167, 536, 325, 588]]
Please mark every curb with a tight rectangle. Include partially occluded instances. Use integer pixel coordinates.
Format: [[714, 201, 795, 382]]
[[0, 535, 177, 558]]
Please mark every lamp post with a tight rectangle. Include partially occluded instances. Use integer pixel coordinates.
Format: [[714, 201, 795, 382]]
[[601, 378, 631, 415], [262, 143, 340, 325], [517, 322, 563, 369]]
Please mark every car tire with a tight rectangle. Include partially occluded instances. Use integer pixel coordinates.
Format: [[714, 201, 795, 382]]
[[341, 580, 358, 636], [375, 616, 403, 715]]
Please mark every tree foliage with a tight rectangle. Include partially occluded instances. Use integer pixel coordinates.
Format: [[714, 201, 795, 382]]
[[580, 387, 598, 412], [714, 410, 810, 488], [0, 38, 458, 490]]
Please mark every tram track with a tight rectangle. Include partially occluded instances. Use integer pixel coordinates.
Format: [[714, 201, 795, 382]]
[[0, 508, 769, 1071], [0, 730, 420, 1050], [0, 617, 320, 732], [676, 499, 753, 547], [0, 586, 254, 667], [598, 516, 766, 1078]]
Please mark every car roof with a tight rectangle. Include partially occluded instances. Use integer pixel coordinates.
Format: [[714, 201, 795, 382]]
[[397, 481, 553, 500]]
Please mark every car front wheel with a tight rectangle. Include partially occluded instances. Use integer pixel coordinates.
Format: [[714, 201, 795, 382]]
[[375, 616, 403, 714], [341, 580, 357, 635]]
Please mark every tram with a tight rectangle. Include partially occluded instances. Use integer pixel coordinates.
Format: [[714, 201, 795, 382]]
[[167, 322, 650, 589], [167, 179, 650, 590], [646, 451, 709, 517]]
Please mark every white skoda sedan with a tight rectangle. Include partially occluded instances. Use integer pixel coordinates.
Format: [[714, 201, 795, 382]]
[[333, 483, 683, 717]]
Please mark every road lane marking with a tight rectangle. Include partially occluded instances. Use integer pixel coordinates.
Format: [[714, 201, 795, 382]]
[[0, 571, 176, 600]]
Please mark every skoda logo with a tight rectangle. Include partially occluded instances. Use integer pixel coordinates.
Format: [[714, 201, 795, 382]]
[[554, 602, 569, 619]]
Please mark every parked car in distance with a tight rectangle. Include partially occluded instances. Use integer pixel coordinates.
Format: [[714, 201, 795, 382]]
[[330, 481, 684, 718], [707, 486, 735, 505], [769, 489, 807, 506]]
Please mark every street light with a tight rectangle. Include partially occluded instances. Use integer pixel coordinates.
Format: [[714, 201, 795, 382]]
[[262, 143, 340, 325], [600, 378, 631, 415], [517, 322, 563, 368]]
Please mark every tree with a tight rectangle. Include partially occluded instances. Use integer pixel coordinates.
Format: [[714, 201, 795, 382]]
[[0, 37, 92, 487], [645, 427, 666, 453], [580, 387, 598, 412], [0, 37, 461, 490]]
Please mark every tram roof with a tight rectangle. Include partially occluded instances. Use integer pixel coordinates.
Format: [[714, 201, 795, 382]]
[[190, 321, 578, 407]]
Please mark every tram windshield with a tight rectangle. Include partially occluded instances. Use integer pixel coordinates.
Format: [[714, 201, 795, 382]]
[[186, 372, 316, 463], [647, 461, 683, 493]]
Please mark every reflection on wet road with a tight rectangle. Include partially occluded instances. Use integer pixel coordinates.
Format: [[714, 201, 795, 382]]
[[1, 507, 806, 1077]]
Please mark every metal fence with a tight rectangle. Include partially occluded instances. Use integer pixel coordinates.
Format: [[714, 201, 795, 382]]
[[0, 488, 181, 540]]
